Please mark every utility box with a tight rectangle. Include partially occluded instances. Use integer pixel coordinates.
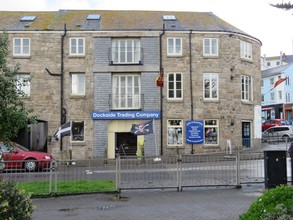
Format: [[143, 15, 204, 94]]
[[264, 150, 287, 189]]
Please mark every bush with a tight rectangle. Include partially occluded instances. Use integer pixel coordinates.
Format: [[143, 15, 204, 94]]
[[0, 177, 33, 220], [239, 185, 293, 220]]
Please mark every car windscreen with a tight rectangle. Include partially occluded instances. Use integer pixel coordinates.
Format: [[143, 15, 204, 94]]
[[13, 143, 30, 152], [280, 120, 290, 125]]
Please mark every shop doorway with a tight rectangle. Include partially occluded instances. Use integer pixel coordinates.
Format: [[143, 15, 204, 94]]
[[115, 132, 137, 157]]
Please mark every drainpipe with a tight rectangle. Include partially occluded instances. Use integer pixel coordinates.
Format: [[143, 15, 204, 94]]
[[60, 24, 67, 151], [189, 30, 194, 154], [159, 24, 165, 155]]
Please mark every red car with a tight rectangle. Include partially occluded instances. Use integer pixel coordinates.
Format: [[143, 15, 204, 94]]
[[0, 142, 56, 172], [262, 119, 291, 132]]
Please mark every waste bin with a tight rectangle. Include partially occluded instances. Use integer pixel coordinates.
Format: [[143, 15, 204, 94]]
[[264, 150, 287, 189], [289, 143, 293, 184]]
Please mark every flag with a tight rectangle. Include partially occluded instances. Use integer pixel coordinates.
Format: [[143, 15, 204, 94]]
[[274, 78, 286, 88], [130, 120, 153, 135], [54, 122, 71, 140]]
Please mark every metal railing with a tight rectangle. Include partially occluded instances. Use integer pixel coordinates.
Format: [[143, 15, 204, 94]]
[[1, 151, 292, 195]]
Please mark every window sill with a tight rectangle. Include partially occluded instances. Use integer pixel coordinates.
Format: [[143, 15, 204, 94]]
[[69, 55, 86, 58], [70, 141, 86, 146], [70, 95, 86, 99], [167, 145, 184, 149], [111, 108, 142, 111], [166, 55, 183, 58], [166, 99, 183, 102], [203, 144, 219, 147], [241, 100, 254, 105], [13, 55, 31, 59], [240, 58, 253, 63], [203, 55, 219, 59], [109, 62, 143, 66], [203, 99, 219, 103]]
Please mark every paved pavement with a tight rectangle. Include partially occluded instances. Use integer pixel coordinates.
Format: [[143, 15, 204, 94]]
[[31, 185, 265, 220]]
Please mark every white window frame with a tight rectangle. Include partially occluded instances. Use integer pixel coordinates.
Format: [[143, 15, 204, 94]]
[[71, 73, 85, 96], [240, 40, 252, 60], [278, 90, 282, 100], [204, 119, 219, 145], [270, 92, 275, 101], [203, 38, 218, 56], [71, 121, 84, 142], [112, 74, 141, 110], [203, 73, 219, 100], [167, 119, 183, 146], [112, 39, 141, 64], [16, 74, 30, 97], [241, 75, 253, 101], [286, 93, 291, 103], [167, 72, 183, 100], [270, 77, 275, 87], [286, 77, 290, 86], [69, 38, 85, 56], [13, 38, 30, 56], [167, 37, 182, 56]]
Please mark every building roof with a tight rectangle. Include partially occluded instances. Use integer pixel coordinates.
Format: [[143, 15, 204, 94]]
[[0, 10, 260, 42], [262, 63, 292, 78]]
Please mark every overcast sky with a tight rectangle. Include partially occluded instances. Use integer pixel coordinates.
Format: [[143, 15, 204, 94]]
[[1, 0, 293, 57]]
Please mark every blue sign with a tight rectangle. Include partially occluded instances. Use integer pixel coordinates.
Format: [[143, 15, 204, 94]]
[[186, 120, 204, 144], [91, 111, 161, 120]]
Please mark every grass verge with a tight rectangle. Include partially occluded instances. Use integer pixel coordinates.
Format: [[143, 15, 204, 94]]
[[16, 179, 116, 197]]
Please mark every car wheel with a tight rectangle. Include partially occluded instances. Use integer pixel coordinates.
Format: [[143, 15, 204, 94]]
[[282, 135, 289, 142], [24, 159, 38, 172]]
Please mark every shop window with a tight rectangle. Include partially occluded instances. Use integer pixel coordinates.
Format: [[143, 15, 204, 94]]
[[71, 121, 84, 142], [204, 119, 218, 145], [167, 119, 183, 146]]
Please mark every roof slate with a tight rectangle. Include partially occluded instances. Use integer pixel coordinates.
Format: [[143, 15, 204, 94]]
[[262, 63, 292, 77], [0, 10, 259, 41]]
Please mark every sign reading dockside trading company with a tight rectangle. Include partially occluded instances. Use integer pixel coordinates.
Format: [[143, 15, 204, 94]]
[[91, 111, 161, 120], [186, 120, 204, 144]]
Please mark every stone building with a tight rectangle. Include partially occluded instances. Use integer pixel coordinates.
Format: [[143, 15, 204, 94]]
[[0, 10, 262, 160]]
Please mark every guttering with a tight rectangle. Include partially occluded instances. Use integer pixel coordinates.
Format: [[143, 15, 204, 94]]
[[60, 24, 67, 151], [159, 24, 165, 156], [189, 30, 194, 154]]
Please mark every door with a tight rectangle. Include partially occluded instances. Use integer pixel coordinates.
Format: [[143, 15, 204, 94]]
[[242, 122, 251, 148], [115, 132, 137, 157]]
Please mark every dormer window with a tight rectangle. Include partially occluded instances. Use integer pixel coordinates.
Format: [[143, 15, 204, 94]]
[[20, 16, 36, 22], [163, 15, 176, 21], [87, 14, 101, 20]]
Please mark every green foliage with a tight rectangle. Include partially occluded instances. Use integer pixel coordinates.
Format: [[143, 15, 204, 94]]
[[0, 33, 36, 143], [270, 2, 293, 10], [239, 185, 293, 220], [0, 177, 34, 220]]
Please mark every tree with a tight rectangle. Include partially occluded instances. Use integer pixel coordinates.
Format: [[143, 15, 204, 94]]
[[0, 33, 36, 143], [270, 1, 293, 10]]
